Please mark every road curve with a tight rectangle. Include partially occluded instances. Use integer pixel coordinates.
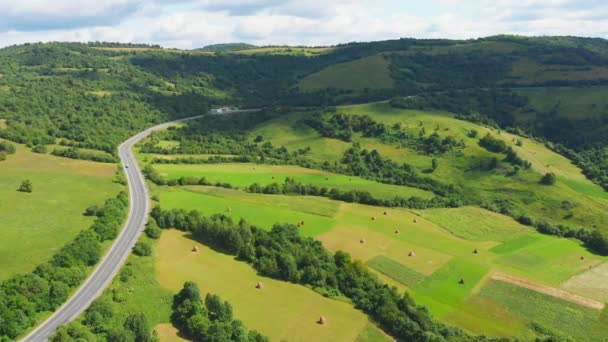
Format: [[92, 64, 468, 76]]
[[20, 112, 253, 341]]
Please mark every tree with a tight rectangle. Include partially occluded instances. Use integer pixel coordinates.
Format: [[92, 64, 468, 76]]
[[18, 179, 33, 193], [124, 313, 151, 342], [540, 172, 557, 185], [431, 158, 439, 171], [144, 221, 162, 239]]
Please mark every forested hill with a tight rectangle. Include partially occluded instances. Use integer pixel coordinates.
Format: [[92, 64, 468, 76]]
[[1, 36, 608, 156]]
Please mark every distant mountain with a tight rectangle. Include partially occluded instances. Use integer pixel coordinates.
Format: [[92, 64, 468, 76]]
[[196, 43, 257, 52]]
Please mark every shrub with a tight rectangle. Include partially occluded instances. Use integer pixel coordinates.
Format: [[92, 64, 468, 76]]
[[540, 172, 557, 185], [18, 180, 33, 193], [133, 242, 152, 256]]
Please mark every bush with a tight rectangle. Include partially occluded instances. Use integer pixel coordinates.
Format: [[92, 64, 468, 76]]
[[144, 221, 162, 239], [479, 133, 507, 153], [540, 172, 557, 185], [31, 145, 48, 154], [18, 180, 33, 193], [133, 242, 152, 256]]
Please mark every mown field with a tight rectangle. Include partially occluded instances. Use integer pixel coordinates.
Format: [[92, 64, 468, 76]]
[[133, 101, 608, 341], [0, 141, 122, 280], [156, 229, 390, 342]]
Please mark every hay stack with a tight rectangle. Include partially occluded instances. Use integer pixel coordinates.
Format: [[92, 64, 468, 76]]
[[227, 207, 232, 213], [473, 248, 479, 254], [192, 246, 200, 252], [394, 229, 400, 234], [318, 316, 327, 325], [413, 218, 418, 223], [580, 256, 585, 261], [458, 278, 465, 285], [360, 239, 366, 244], [408, 251, 416, 257], [255, 282, 264, 290], [383, 211, 388, 216], [301, 220, 305, 226], [371, 216, 376, 221]]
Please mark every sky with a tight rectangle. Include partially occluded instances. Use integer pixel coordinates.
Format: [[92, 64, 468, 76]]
[[0, 0, 606, 49]]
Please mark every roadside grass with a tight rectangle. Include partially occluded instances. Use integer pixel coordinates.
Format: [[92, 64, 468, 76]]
[[156, 229, 373, 342], [154, 162, 435, 199], [367, 255, 427, 288], [477, 280, 608, 342], [298, 54, 395, 92], [0, 142, 122, 280]]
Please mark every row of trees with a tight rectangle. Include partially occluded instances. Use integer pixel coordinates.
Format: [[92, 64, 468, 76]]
[[51, 147, 118, 163], [246, 177, 463, 209], [172, 282, 268, 342], [0, 192, 129, 340], [151, 208, 505, 342]]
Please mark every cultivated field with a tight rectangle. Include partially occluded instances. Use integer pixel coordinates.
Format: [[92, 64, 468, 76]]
[[0, 142, 122, 280]]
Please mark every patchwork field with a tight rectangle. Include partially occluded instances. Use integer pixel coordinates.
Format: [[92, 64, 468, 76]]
[[155, 185, 608, 340], [0, 142, 122, 280], [156, 229, 388, 342]]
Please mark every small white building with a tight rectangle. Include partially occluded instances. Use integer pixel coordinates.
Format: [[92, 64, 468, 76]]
[[210, 107, 235, 114]]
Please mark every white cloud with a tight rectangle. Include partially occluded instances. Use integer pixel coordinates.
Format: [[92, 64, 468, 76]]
[[0, 0, 606, 48]]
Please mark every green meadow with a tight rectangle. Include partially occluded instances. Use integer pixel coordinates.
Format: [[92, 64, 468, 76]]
[[0, 142, 122, 280]]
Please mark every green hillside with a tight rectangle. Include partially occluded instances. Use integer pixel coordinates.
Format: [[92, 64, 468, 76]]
[[3, 36, 608, 342]]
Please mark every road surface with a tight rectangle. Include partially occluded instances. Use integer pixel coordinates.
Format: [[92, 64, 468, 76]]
[[21, 111, 255, 341]]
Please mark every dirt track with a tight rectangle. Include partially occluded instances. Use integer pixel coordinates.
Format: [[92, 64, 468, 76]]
[[491, 272, 605, 310]]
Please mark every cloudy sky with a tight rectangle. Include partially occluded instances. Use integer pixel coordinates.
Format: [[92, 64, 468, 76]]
[[0, 0, 606, 49]]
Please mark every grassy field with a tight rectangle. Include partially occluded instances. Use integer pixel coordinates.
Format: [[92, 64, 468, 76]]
[[0, 142, 122, 280], [298, 54, 394, 92], [156, 229, 377, 342], [142, 101, 608, 340], [154, 162, 435, 199]]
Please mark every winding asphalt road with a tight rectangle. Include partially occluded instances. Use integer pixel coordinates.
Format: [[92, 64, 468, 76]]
[[21, 111, 255, 341]]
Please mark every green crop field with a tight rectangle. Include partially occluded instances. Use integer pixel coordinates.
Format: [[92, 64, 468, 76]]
[[476, 280, 608, 341], [0, 142, 122, 280]]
